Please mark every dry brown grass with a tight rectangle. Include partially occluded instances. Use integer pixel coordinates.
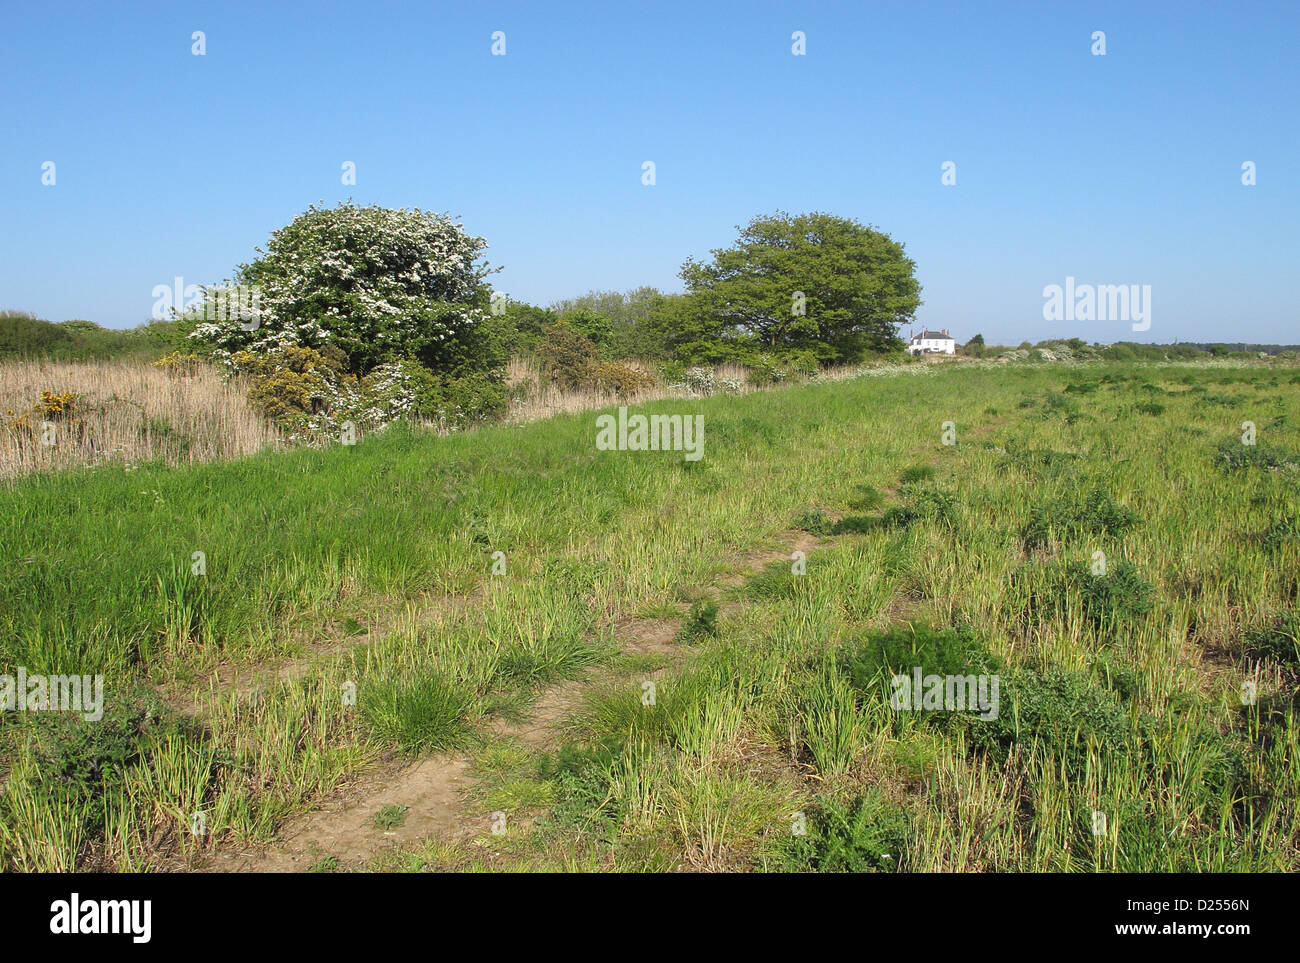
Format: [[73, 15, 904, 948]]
[[0, 359, 281, 479], [1, 355, 889, 479], [503, 358, 752, 421], [503, 358, 874, 423]]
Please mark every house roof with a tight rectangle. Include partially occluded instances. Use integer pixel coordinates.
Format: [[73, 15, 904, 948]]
[[912, 330, 952, 341]]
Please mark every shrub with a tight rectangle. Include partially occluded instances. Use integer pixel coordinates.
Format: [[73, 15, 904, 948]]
[[671, 366, 742, 396], [152, 351, 202, 376], [1241, 613, 1299, 665], [846, 485, 884, 511], [745, 351, 820, 387], [1021, 489, 1138, 551], [363, 361, 507, 428], [231, 345, 356, 427], [676, 599, 720, 644], [588, 360, 657, 396], [657, 360, 687, 384], [1017, 559, 1155, 633], [538, 323, 600, 391], [557, 309, 615, 349], [898, 465, 934, 484], [189, 202, 496, 377], [794, 509, 834, 536]]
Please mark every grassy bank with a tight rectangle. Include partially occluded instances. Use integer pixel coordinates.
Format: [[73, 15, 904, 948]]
[[1, 360, 1296, 871]]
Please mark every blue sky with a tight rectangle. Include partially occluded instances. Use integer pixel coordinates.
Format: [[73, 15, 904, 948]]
[[1, 0, 1296, 344]]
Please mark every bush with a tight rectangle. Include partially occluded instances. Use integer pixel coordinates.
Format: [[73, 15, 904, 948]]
[[588, 360, 657, 396], [1215, 439, 1299, 472], [189, 202, 496, 377], [1241, 614, 1299, 665], [557, 309, 615, 349], [538, 323, 600, 391], [1021, 489, 1137, 551], [967, 668, 1130, 775], [790, 792, 910, 872], [1016, 559, 1155, 633], [232, 345, 354, 426], [676, 599, 719, 644], [363, 361, 508, 427], [745, 351, 820, 387], [671, 366, 742, 396]]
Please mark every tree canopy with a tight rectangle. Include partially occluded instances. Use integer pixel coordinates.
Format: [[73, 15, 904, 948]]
[[676, 211, 921, 364]]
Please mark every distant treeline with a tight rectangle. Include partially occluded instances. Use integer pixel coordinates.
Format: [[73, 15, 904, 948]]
[[0, 311, 181, 362], [2, 304, 1296, 366], [1181, 343, 1300, 355]]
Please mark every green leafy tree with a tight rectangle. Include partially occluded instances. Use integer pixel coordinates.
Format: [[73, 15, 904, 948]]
[[678, 211, 920, 364], [498, 301, 558, 353], [558, 308, 615, 348]]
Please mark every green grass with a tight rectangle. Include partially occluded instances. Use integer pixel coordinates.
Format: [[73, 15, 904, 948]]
[[2, 359, 1298, 872]]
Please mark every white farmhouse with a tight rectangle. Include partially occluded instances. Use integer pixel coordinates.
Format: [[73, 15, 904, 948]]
[[907, 328, 956, 355]]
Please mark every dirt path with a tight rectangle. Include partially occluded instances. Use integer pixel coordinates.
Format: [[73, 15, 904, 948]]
[[198, 534, 821, 873]]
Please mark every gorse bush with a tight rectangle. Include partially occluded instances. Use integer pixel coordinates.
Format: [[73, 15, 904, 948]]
[[841, 623, 1000, 706], [1215, 438, 1299, 472], [588, 360, 657, 396], [538, 323, 600, 391], [233, 345, 353, 426], [1241, 613, 1300, 665], [1021, 488, 1138, 551], [967, 668, 1130, 775], [1015, 559, 1156, 633]]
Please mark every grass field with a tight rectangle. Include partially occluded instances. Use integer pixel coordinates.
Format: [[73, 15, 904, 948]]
[[1, 359, 1296, 872]]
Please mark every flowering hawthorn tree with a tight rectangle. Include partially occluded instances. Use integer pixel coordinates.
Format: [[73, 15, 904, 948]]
[[190, 202, 498, 375]]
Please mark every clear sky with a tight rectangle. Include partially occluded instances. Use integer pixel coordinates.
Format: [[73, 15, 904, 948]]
[[2, 0, 1296, 345]]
